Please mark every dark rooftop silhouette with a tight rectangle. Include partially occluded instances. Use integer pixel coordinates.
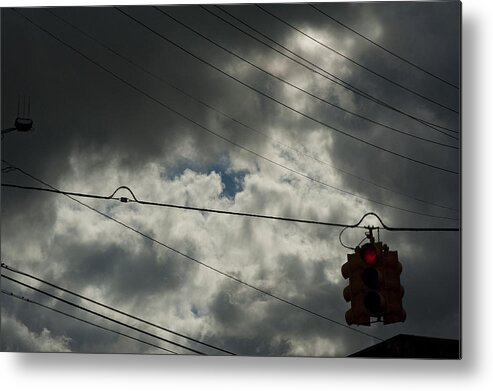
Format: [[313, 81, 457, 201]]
[[348, 334, 460, 359]]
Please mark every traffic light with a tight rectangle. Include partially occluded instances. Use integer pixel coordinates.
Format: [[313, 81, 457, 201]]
[[341, 241, 405, 326], [15, 96, 33, 132], [14, 117, 33, 132]]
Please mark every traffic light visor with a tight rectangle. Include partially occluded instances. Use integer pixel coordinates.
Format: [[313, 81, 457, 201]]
[[361, 243, 377, 265]]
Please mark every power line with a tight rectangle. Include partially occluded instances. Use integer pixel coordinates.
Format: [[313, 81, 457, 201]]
[[0, 263, 236, 355], [43, 9, 459, 214], [2, 160, 461, 229], [1, 171, 462, 230], [3, 160, 459, 233], [0, 182, 369, 227], [15, 8, 460, 176], [7, 10, 462, 220], [1, 182, 460, 224], [351, 211, 460, 232], [256, 4, 459, 115], [113, 7, 459, 175], [1, 160, 383, 342], [1, 273, 207, 355], [3, 10, 460, 348], [207, 5, 459, 138], [310, 4, 459, 89], [339, 212, 460, 251], [12, 9, 459, 219], [1, 289, 177, 354], [153, 6, 458, 150]]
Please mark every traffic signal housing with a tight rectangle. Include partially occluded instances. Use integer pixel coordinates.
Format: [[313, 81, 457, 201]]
[[14, 117, 33, 132], [382, 248, 406, 325], [341, 241, 405, 326]]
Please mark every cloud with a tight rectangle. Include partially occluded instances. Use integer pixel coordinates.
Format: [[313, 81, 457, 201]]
[[1, 314, 72, 352], [1, 2, 460, 356]]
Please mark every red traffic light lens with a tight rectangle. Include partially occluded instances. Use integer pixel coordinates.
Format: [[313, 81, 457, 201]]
[[361, 243, 378, 265]]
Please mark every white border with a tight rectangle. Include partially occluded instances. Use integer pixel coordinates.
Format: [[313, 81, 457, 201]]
[[2, 0, 492, 389]]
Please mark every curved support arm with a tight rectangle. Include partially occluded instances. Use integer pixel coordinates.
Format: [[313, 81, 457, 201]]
[[107, 186, 139, 202]]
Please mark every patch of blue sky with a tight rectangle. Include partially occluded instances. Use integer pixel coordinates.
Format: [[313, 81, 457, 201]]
[[191, 304, 201, 317], [161, 155, 248, 199]]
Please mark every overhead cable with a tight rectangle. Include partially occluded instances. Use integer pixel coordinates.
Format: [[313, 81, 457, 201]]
[[12, 9, 458, 217], [1, 182, 460, 223], [1, 262, 236, 355], [310, 4, 459, 89], [207, 5, 459, 138], [1, 160, 383, 341], [1, 274, 207, 355], [153, 6, 458, 149], [43, 8, 459, 213], [1, 289, 177, 354], [113, 7, 459, 174], [351, 211, 460, 232], [14, 8, 459, 175], [1, 161, 461, 234], [256, 4, 459, 114], [6, 12, 463, 219]]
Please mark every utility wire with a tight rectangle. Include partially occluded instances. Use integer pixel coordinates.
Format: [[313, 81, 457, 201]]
[[1, 263, 236, 355], [6, 10, 461, 219], [44, 9, 459, 213], [339, 227, 355, 250], [208, 5, 459, 138], [3, 160, 459, 232], [112, 7, 459, 175], [0, 182, 369, 227], [256, 4, 459, 115], [2, 160, 462, 238], [1, 289, 177, 354], [15, 8, 460, 175], [1, 160, 383, 341], [1, 274, 207, 355], [4, 11, 460, 344], [339, 212, 460, 251], [352, 212, 460, 232], [310, 4, 459, 90], [1, 182, 460, 223], [153, 6, 458, 150], [2, 263, 235, 355]]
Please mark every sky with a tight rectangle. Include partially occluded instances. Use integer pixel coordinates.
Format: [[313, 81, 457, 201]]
[[1, 1, 461, 357]]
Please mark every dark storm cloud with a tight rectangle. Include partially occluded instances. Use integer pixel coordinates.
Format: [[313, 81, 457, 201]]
[[2, 2, 460, 356], [1, 6, 242, 176], [53, 238, 195, 301]]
